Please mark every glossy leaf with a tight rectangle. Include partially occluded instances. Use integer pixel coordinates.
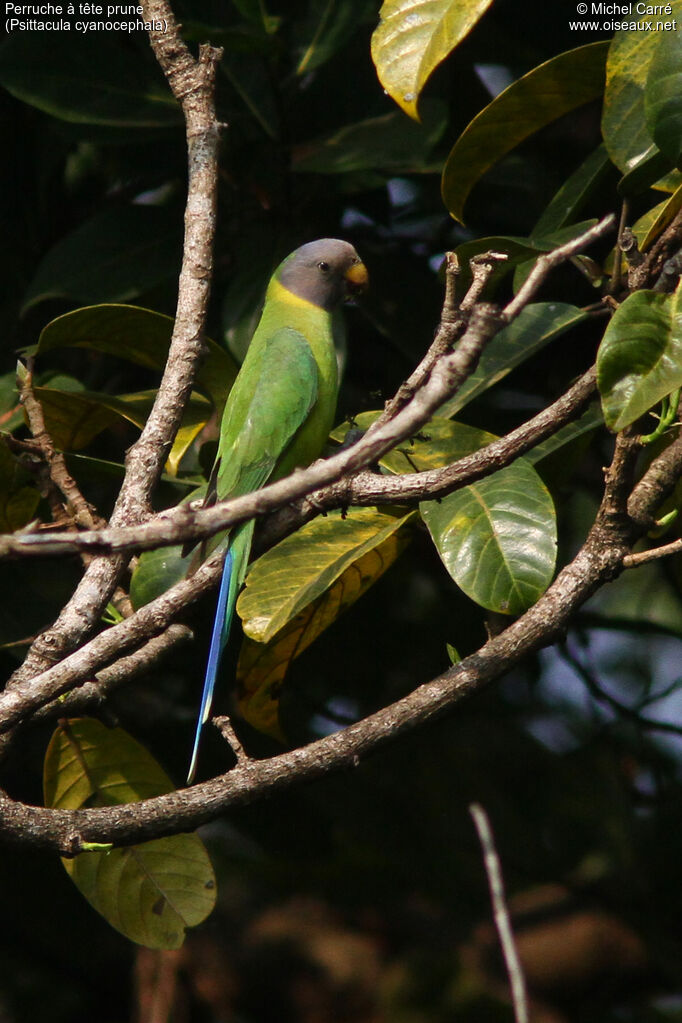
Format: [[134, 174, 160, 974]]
[[603, 5, 682, 189], [371, 0, 495, 121], [0, 436, 41, 532], [597, 282, 682, 431], [22, 206, 183, 312], [440, 302, 588, 418], [292, 103, 445, 175], [421, 457, 557, 615], [239, 507, 413, 643], [130, 545, 196, 610], [640, 180, 682, 252], [37, 304, 237, 409], [646, 25, 682, 164], [130, 485, 207, 609], [617, 143, 679, 196], [442, 42, 609, 223], [334, 417, 556, 615], [44, 719, 216, 949], [0, 34, 180, 127], [237, 509, 413, 738]]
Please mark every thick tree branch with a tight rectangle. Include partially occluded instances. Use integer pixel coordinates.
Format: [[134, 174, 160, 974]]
[[7, 12, 223, 689], [0, 367, 598, 559], [0, 411, 671, 855]]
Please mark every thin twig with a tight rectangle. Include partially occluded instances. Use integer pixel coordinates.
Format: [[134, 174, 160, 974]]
[[505, 215, 615, 321], [18, 359, 106, 533], [469, 803, 529, 1023], [213, 716, 250, 763], [623, 537, 682, 567]]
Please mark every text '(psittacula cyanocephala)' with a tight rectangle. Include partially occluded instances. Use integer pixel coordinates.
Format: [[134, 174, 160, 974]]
[[188, 239, 368, 782]]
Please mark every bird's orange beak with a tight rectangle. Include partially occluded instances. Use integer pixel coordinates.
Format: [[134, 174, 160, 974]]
[[344, 259, 369, 297]]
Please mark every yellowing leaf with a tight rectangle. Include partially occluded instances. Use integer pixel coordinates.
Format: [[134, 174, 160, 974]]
[[236, 508, 414, 738], [44, 719, 216, 949], [371, 0, 494, 121]]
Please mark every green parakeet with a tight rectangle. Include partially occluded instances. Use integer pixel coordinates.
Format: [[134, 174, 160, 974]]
[[188, 239, 368, 782]]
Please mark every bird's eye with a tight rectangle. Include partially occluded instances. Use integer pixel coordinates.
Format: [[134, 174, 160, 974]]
[[317, 261, 330, 273]]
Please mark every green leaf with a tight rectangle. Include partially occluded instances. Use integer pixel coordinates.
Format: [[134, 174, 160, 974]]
[[130, 545, 195, 610], [22, 206, 182, 312], [640, 178, 682, 252], [371, 0, 495, 121], [603, 4, 682, 188], [421, 456, 557, 615], [44, 719, 216, 949], [296, 0, 376, 75], [237, 508, 413, 738], [333, 417, 557, 615], [35, 385, 212, 473], [292, 103, 446, 175], [526, 402, 603, 466], [646, 25, 682, 164], [0, 370, 23, 433], [0, 34, 180, 127], [37, 304, 237, 409], [616, 143, 678, 196], [532, 144, 613, 238], [440, 302, 589, 418], [239, 507, 413, 643], [442, 42, 609, 223], [221, 50, 279, 139], [597, 281, 682, 432], [0, 436, 41, 533]]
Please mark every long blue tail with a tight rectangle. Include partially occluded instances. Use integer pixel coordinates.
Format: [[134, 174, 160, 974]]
[[187, 548, 234, 783], [187, 522, 254, 784]]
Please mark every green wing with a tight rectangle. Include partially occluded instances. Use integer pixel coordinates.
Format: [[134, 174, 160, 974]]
[[216, 327, 319, 500]]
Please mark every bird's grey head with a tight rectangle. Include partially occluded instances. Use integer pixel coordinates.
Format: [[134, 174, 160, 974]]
[[276, 239, 368, 311]]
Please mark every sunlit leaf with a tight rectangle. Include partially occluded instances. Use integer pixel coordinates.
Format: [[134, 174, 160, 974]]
[[421, 457, 557, 615], [597, 281, 682, 431], [239, 507, 413, 643], [37, 305, 237, 409], [640, 179, 682, 251], [44, 719, 216, 949], [22, 207, 183, 312], [442, 42, 609, 223], [237, 509, 413, 737], [334, 417, 556, 615], [371, 0, 495, 121], [646, 26, 682, 164], [603, 5, 682, 189], [0, 34, 181, 127]]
